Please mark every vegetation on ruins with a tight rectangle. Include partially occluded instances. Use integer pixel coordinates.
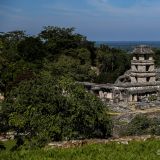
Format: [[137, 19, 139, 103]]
[[1, 26, 160, 150], [122, 115, 160, 136]]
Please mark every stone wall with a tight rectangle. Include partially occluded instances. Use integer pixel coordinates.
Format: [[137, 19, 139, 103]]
[[138, 65, 146, 72], [138, 77, 146, 83]]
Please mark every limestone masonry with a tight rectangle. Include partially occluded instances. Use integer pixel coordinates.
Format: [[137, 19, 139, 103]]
[[81, 45, 160, 108]]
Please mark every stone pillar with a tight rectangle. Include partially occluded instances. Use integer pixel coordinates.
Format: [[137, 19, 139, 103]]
[[131, 77, 137, 83], [133, 56, 137, 60], [129, 95, 133, 102], [99, 91, 104, 99], [131, 65, 137, 71], [149, 65, 154, 71], [120, 92, 123, 100], [139, 56, 144, 60], [150, 77, 156, 82], [134, 95, 138, 102]]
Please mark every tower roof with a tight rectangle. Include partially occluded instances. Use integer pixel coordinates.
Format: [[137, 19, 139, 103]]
[[132, 45, 154, 54]]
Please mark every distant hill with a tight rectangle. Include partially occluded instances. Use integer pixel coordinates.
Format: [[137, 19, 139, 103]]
[[95, 41, 160, 51]]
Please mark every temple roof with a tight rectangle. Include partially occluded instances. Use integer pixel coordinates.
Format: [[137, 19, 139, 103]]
[[132, 45, 154, 55]]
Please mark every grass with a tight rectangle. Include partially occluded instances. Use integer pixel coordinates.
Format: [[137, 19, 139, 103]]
[[2, 139, 16, 151], [1, 139, 160, 160]]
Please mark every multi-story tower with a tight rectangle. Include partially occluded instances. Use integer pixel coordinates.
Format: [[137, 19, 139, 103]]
[[81, 45, 160, 104], [130, 45, 156, 83]]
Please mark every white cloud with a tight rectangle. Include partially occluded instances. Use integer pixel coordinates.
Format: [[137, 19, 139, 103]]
[[0, 4, 22, 13], [87, 0, 160, 18], [0, 4, 31, 29], [44, 5, 99, 17]]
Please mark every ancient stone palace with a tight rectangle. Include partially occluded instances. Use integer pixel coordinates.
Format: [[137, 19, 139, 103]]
[[82, 45, 160, 105]]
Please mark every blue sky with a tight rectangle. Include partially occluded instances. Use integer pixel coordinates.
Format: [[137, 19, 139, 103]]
[[0, 0, 160, 41]]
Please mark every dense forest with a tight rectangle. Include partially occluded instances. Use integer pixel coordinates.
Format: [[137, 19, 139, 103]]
[[1, 26, 160, 149]]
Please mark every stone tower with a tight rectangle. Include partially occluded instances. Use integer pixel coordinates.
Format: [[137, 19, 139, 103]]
[[131, 45, 156, 83], [80, 45, 160, 105]]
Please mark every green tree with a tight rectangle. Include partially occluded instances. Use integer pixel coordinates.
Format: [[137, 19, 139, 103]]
[[2, 75, 112, 148], [95, 45, 131, 83], [154, 49, 160, 67], [0, 60, 36, 94], [0, 31, 27, 61], [17, 37, 45, 62], [38, 26, 85, 58]]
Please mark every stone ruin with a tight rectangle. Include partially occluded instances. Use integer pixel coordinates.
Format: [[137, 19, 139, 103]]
[[81, 45, 160, 110]]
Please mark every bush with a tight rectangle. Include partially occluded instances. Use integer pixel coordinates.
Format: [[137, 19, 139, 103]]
[[122, 115, 160, 136], [0, 141, 6, 150], [124, 115, 151, 136], [1, 75, 112, 148], [148, 95, 157, 102]]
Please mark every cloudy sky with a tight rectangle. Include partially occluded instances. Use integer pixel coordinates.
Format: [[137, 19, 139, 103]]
[[0, 0, 160, 41]]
